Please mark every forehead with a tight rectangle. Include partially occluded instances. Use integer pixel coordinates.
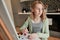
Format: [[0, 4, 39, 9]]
[[35, 4, 43, 8]]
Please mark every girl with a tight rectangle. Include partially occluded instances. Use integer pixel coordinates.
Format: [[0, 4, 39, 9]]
[[20, 1, 49, 40]]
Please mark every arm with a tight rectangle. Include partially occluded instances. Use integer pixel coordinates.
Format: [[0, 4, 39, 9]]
[[37, 18, 49, 38]]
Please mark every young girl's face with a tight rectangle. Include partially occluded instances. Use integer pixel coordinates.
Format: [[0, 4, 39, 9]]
[[32, 4, 43, 17]]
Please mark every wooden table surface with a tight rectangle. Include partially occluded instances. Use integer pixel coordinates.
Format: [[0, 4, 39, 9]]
[[48, 37, 60, 40]]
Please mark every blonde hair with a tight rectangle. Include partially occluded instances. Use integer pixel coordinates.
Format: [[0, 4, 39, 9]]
[[30, 1, 47, 21]]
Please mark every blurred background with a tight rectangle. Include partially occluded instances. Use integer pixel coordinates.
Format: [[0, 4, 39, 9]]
[[0, 0, 60, 40]]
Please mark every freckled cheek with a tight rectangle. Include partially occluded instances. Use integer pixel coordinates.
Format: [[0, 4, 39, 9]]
[[34, 9, 43, 15], [35, 10, 39, 13]]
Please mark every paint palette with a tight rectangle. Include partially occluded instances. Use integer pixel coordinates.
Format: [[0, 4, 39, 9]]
[[18, 34, 40, 40]]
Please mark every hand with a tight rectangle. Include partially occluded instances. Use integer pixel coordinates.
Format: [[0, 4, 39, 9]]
[[29, 33, 38, 40], [21, 28, 28, 35]]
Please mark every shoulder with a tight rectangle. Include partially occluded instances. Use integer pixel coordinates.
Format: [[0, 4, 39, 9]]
[[26, 16, 31, 22], [27, 16, 31, 20], [43, 17, 49, 22], [43, 17, 49, 24]]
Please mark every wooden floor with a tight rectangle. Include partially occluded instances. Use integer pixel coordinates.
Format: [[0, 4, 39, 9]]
[[48, 37, 60, 40]]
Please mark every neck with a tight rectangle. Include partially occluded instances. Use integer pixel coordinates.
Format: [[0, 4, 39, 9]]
[[34, 17, 41, 21], [30, 13, 41, 22], [35, 16, 40, 19], [30, 14, 41, 23], [32, 16, 41, 23]]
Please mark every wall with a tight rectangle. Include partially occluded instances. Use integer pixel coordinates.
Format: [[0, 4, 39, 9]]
[[4, 0, 14, 21], [11, 0, 29, 26]]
